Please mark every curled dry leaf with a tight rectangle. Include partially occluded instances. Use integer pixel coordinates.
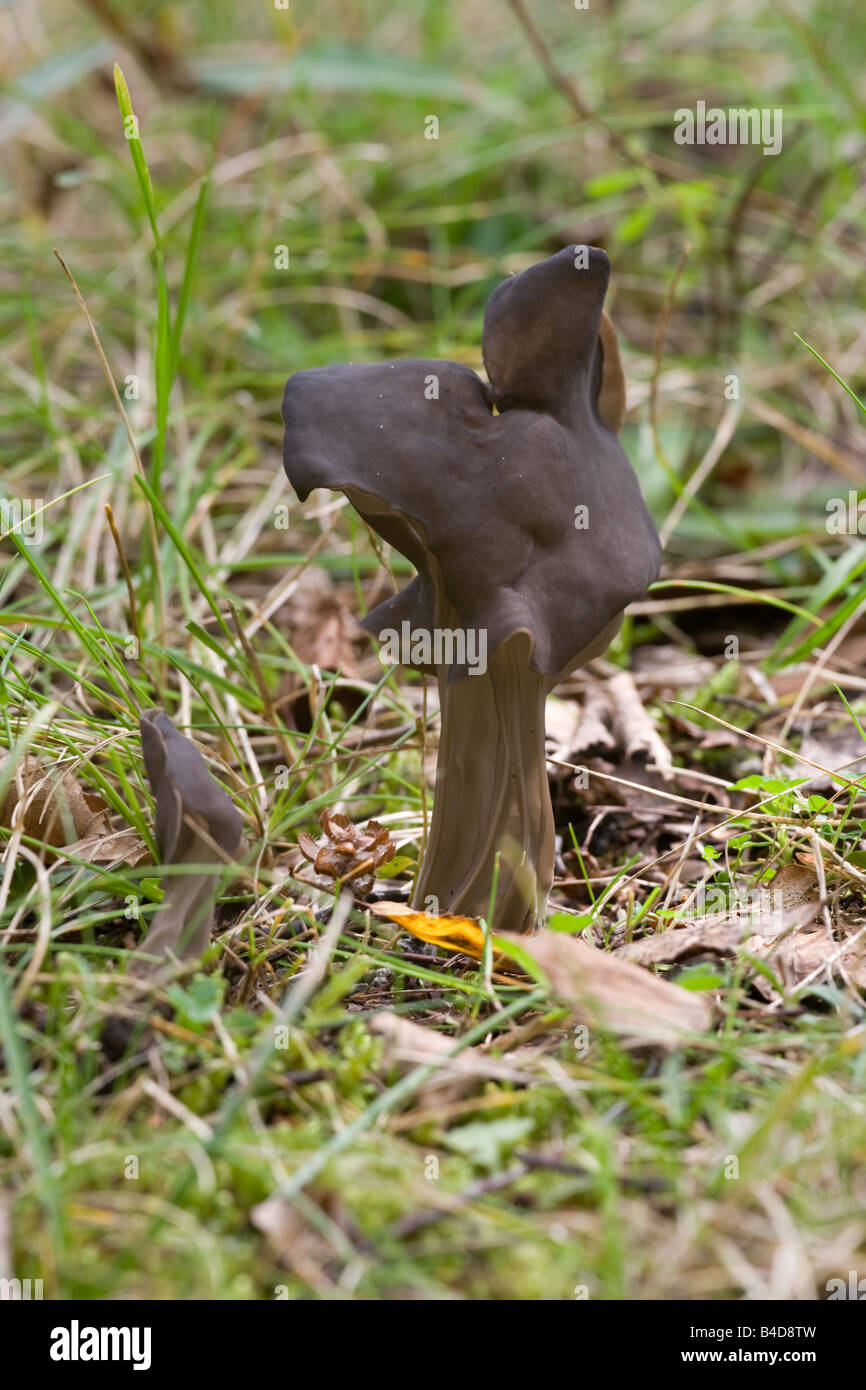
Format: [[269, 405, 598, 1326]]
[[572, 681, 617, 759], [613, 860, 866, 1006], [0, 754, 108, 849], [545, 686, 616, 767], [294, 594, 359, 673], [607, 671, 673, 780], [132, 709, 243, 975], [630, 644, 717, 691], [620, 903, 819, 968], [545, 695, 583, 766], [297, 809, 394, 896]]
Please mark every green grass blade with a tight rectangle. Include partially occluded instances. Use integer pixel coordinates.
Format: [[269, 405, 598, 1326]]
[[795, 333, 866, 415]]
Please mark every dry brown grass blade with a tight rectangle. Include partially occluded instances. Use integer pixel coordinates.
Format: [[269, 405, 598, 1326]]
[[674, 701, 861, 789], [749, 396, 863, 485]]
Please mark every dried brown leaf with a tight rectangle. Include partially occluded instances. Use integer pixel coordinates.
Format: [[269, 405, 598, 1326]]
[[572, 681, 617, 758], [0, 755, 107, 849], [620, 865, 821, 967], [607, 671, 674, 779], [500, 929, 712, 1046], [66, 826, 150, 867], [274, 569, 366, 730], [743, 924, 866, 999]]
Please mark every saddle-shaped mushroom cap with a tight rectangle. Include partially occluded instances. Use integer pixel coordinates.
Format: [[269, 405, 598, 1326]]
[[283, 245, 660, 683], [281, 246, 661, 931]]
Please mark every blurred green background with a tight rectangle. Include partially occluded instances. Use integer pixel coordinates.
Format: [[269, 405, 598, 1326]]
[[2, 0, 864, 568], [2, 0, 866, 1303]]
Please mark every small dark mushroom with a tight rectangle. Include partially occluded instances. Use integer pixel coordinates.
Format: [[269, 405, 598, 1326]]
[[132, 709, 243, 973], [281, 246, 661, 932]]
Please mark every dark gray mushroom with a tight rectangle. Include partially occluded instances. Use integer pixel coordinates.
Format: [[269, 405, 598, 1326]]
[[132, 709, 243, 973], [281, 246, 661, 932]]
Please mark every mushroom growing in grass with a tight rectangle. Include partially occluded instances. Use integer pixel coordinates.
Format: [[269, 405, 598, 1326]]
[[281, 246, 661, 932], [134, 709, 243, 974]]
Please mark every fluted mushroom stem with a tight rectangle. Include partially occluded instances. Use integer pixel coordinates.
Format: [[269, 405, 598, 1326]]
[[412, 635, 554, 934]]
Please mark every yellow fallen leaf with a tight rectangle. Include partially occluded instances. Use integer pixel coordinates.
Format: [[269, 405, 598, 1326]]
[[369, 901, 487, 959], [371, 902, 713, 1047]]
